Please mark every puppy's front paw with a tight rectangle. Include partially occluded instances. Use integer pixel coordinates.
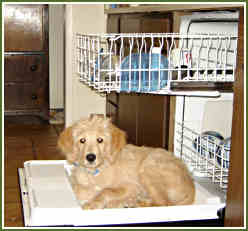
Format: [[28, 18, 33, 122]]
[[83, 200, 104, 210]]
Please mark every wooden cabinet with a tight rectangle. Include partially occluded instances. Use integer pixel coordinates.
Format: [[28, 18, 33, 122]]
[[107, 93, 170, 148], [118, 94, 138, 144], [137, 95, 169, 148], [107, 12, 172, 148], [106, 94, 118, 125], [119, 14, 172, 33], [4, 4, 49, 119], [108, 12, 172, 34]]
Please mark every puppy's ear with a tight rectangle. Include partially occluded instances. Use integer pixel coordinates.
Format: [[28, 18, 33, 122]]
[[108, 123, 127, 163], [57, 126, 77, 164]]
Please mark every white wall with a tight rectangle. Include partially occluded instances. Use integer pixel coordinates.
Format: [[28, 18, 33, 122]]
[[49, 5, 65, 109], [65, 4, 106, 126]]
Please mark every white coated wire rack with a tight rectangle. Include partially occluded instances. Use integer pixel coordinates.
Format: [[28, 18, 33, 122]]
[[174, 120, 231, 191], [76, 33, 238, 95]]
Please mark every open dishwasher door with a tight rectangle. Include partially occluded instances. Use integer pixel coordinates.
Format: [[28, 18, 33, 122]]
[[18, 160, 225, 227]]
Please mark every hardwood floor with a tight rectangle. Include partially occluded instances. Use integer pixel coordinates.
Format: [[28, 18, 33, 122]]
[[4, 116, 65, 227]]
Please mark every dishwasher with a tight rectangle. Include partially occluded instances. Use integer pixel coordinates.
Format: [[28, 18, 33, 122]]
[[18, 10, 240, 227]]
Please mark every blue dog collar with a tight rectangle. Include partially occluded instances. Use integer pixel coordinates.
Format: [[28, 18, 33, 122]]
[[74, 162, 100, 176], [93, 168, 100, 176]]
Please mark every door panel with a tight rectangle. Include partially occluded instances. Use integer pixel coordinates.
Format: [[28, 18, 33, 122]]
[[107, 15, 120, 33], [4, 4, 45, 51], [120, 15, 141, 33], [141, 17, 171, 33], [118, 94, 138, 144], [138, 95, 169, 148]]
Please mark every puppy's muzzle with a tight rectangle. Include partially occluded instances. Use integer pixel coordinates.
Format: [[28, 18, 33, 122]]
[[86, 153, 96, 163]]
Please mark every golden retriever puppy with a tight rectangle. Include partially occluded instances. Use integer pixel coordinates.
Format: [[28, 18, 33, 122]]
[[58, 115, 195, 210]]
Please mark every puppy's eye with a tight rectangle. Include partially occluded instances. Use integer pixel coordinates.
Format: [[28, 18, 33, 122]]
[[80, 138, 86, 144], [97, 138, 103, 143]]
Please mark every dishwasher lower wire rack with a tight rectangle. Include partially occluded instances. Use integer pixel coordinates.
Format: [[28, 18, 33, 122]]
[[76, 33, 237, 95], [175, 121, 230, 191]]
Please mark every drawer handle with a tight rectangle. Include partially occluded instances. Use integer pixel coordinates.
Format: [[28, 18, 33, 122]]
[[31, 94, 38, 100], [30, 64, 38, 72]]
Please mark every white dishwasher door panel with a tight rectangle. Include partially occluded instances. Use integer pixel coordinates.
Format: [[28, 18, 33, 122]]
[[18, 160, 225, 227]]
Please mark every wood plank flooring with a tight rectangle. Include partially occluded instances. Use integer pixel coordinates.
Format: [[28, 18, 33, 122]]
[[4, 116, 65, 227]]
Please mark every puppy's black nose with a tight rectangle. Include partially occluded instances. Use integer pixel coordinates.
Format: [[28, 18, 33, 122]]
[[86, 153, 96, 163]]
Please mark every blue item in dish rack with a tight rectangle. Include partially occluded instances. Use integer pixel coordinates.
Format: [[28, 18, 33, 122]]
[[120, 53, 169, 92], [110, 4, 117, 8], [92, 48, 104, 81], [92, 49, 119, 82], [193, 131, 224, 159], [217, 137, 231, 169]]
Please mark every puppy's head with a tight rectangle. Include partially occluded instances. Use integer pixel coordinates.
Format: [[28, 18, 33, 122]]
[[57, 115, 126, 168]]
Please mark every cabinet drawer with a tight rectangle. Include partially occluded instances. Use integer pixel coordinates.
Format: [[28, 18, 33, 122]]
[[4, 54, 45, 82], [4, 82, 45, 111]]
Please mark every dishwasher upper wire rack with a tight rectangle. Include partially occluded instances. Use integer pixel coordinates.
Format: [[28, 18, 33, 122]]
[[76, 33, 237, 95]]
